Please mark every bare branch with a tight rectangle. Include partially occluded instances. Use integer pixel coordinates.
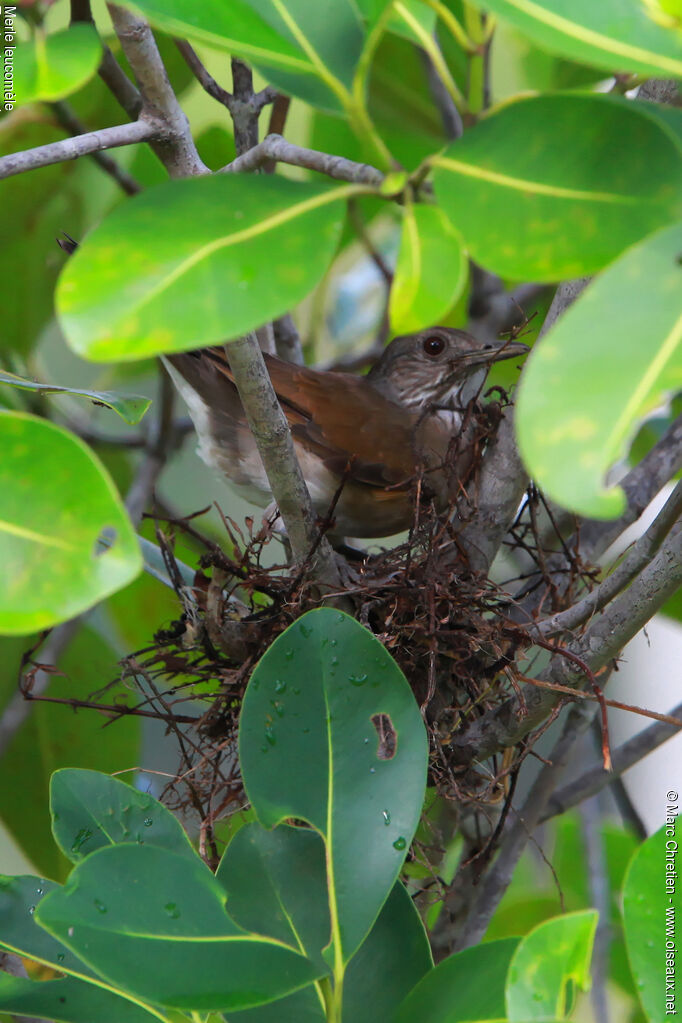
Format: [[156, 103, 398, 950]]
[[273, 314, 305, 365], [538, 479, 682, 636], [230, 58, 259, 155], [0, 120, 155, 181], [225, 333, 341, 583], [446, 522, 682, 765], [51, 100, 142, 194], [107, 4, 208, 177], [174, 38, 233, 109], [543, 699, 682, 821], [221, 133, 384, 186], [70, 0, 143, 119]]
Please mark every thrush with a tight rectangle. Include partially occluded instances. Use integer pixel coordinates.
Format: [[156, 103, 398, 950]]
[[164, 327, 527, 540]]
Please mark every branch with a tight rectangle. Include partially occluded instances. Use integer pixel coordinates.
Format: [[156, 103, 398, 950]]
[[230, 58, 259, 155], [0, 120, 155, 181], [221, 133, 385, 186], [446, 521, 682, 765], [538, 478, 682, 636], [51, 100, 142, 194], [581, 412, 682, 561], [174, 38, 233, 109], [458, 277, 590, 573], [542, 699, 682, 821], [107, 4, 208, 177], [225, 333, 341, 583], [70, 0, 143, 119]]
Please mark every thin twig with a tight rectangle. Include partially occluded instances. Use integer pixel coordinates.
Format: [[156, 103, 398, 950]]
[[70, 0, 142, 118], [50, 99, 142, 194], [174, 38, 233, 108], [542, 699, 682, 821], [221, 133, 384, 186]]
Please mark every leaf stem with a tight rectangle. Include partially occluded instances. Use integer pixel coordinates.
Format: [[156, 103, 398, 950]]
[[394, 1, 469, 115], [424, 0, 477, 53]]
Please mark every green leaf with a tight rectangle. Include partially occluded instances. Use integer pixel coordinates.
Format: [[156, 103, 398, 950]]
[[395, 937, 520, 1022], [0, 973, 162, 1023], [219, 825, 432, 1022], [389, 203, 467, 334], [239, 608, 428, 966], [468, 0, 682, 79], [122, 0, 364, 111], [35, 844, 323, 1012], [431, 93, 682, 280], [506, 910, 598, 1020], [623, 825, 675, 1022], [217, 823, 331, 973], [50, 769, 197, 864], [14, 25, 102, 105], [0, 412, 141, 635], [0, 370, 150, 425], [516, 220, 682, 518], [342, 880, 432, 1022], [56, 175, 351, 362]]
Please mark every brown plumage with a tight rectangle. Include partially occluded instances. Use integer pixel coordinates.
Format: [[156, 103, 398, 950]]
[[164, 327, 527, 539]]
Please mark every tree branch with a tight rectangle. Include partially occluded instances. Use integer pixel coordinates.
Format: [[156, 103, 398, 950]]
[[221, 133, 385, 186], [225, 333, 341, 583], [174, 38, 233, 109], [50, 100, 142, 194], [538, 478, 682, 637], [0, 120, 155, 181], [70, 0, 143, 119], [107, 4, 208, 177], [542, 699, 682, 821], [447, 521, 682, 765]]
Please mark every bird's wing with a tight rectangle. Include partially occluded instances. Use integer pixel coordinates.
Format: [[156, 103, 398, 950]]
[[181, 347, 421, 491]]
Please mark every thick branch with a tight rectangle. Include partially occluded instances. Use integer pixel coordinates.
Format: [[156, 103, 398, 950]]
[[222, 133, 384, 186], [225, 334, 340, 582], [107, 4, 207, 177], [543, 699, 682, 821], [0, 120, 155, 181]]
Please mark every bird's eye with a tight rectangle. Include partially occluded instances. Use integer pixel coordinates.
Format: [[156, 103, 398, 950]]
[[422, 335, 446, 357]]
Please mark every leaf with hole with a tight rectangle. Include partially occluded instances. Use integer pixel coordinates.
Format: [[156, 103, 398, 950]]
[[467, 0, 682, 79], [56, 174, 351, 362], [239, 608, 428, 967], [0, 370, 150, 425], [516, 220, 682, 518], [0, 412, 141, 634], [431, 93, 682, 280], [14, 25, 101, 105]]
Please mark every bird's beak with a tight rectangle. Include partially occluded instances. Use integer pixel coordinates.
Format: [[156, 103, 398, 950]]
[[464, 340, 530, 367]]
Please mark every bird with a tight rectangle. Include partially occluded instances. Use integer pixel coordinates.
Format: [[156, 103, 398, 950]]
[[164, 327, 528, 540]]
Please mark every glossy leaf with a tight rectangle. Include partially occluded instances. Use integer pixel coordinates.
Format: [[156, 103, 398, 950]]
[[239, 608, 428, 965], [0, 370, 150, 425], [506, 910, 597, 1020], [35, 844, 322, 1012], [389, 203, 467, 334], [219, 825, 431, 1022], [0, 973, 162, 1023], [14, 25, 101, 105], [516, 220, 682, 518], [623, 825, 672, 1022], [431, 93, 682, 280], [56, 175, 351, 362], [0, 412, 141, 634], [342, 880, 432, 1022], [468, 0, 682, 79], [50, 768, 196, 864], [121, 0, 365, 111], [217, 822, 331, 973], [395, 937, 520, 1022]]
